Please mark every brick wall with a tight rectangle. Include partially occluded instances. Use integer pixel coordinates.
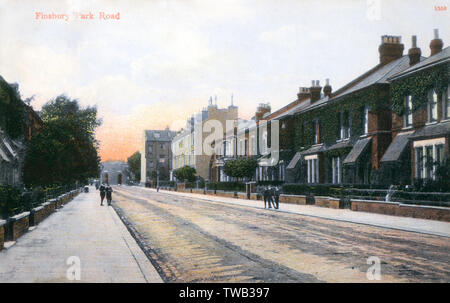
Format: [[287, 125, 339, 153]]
[[279, 194, 307, 205], [31, 207, 46, 226], [11, 213, 30, 241], [351, 199, 450, 222]]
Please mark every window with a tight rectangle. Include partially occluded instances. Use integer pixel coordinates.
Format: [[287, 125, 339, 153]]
[[415, 141, 446, 180], [415, 147, 424, 179], [428, 89, 438, 122], [425, 146, 434, 179], [279, 162, 285, 181], [331, 157, 341, 184], [313, 120, 320, 144], [404, 96, 413, 127], [363, 106, 369, 134], [306, 156, 319, 183], [244, 139, 248, 156], [262, 131, 268, 153], [339, 111, 351, 140], [444, 84, 450, 120]]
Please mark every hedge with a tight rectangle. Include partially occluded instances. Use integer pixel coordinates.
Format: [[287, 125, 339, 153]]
[[206, 182, 246, 192]]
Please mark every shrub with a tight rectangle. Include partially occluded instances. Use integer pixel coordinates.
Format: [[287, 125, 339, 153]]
[[174, 166, 197, 182]]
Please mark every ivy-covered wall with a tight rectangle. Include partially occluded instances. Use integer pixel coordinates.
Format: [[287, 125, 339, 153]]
[[293, 85, 380, 152], [391, 63, 449, 115], [0, 77, 25, 139]]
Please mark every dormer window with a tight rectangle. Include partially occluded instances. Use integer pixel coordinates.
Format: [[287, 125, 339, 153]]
[[404, 95, 413, 127], [428, 89, 438, 122]]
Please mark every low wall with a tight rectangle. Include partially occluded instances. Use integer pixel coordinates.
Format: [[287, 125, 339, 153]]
[[314, 196, 341, 209], [236, 192, 248, 199], [30, 206, 45, 226], [191, 188, 204, 194], [10, 211, 30, 241], [0, 220, 5, 251], [279, 194, 307, 205], [249, 193, 261, 200], [351, 199, 450, 222]]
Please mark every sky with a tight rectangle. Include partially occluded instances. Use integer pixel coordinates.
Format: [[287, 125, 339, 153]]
[[0, 0, 448, 161]]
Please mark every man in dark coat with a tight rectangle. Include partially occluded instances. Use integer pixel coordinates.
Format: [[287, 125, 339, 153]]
[[99, 183, 106, 206], [273, 186, 280, 209], [263, 186, 274, 209], [106, 184, 113, 206]]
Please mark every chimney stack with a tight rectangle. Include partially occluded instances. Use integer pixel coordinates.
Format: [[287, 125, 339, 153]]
[[379, 35, 404, 65], [255, 103, 271, 122], [323, 78, 332, 98], [430, 29, 443, 56], [408, 35, 422, 66], [297, 87, 310, 100], [310, 80, 322, 103]]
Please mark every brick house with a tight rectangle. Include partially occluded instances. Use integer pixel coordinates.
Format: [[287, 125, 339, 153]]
[[285, 34, 427, 185], [382, 30, 449, 185]]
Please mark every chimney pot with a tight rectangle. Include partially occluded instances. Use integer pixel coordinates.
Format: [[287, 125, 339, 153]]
[[408, 35, 421, 66], [430, 28, 444, 56]]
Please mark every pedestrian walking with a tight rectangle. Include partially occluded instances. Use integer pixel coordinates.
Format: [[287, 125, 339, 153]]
[[99, 183, 106, 206], [106, 184, 113, 206], [263, 186, 274, 209], [273, 186, 280, 209]]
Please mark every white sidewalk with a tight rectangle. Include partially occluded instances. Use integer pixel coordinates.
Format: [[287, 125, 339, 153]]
[[0, 186, 163, 283], [142, 187, 450, 238]]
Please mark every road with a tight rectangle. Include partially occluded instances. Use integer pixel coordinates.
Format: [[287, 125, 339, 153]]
[[112, 186, 450, 283]]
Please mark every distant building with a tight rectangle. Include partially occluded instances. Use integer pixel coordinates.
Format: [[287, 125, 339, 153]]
[[141, 128, 176, 185], [100, 161, 130, 185], [171, 97, 238, 181]]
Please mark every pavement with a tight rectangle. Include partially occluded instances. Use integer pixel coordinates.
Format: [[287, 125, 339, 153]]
[[0, 186, 162, 283], [148, 187, 450, 238]]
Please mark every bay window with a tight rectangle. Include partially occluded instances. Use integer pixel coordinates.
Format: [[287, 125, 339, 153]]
[[414, 139, 446, 180], [306, 155, 319, 183], [331, 156, 342, 184]]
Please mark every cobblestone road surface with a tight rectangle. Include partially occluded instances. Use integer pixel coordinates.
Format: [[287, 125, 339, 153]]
[[113, 186, 450, 283]]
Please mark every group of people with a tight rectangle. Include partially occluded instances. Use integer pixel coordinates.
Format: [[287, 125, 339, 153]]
[[261, 186, 281, 209], [97, 182, 113, 206]]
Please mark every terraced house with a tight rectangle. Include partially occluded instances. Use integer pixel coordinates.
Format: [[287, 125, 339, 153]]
[[285, 30, 448, 187], [384, 30, 449, 186], [0, 75, 42, 186]]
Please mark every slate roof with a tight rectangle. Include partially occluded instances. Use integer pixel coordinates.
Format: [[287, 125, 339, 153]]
[[381, 131, 414, 162], [292, 55, 425, 116], [0, 145, 10, 162], [286, 152, 302, 170], [343, 137, 371, 164], [410, 121, 450, 140], [327, 140, 353, 151], [389, 47, 450, 81], [145, 129, 176, 142], [300, 144, 326, 156]]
